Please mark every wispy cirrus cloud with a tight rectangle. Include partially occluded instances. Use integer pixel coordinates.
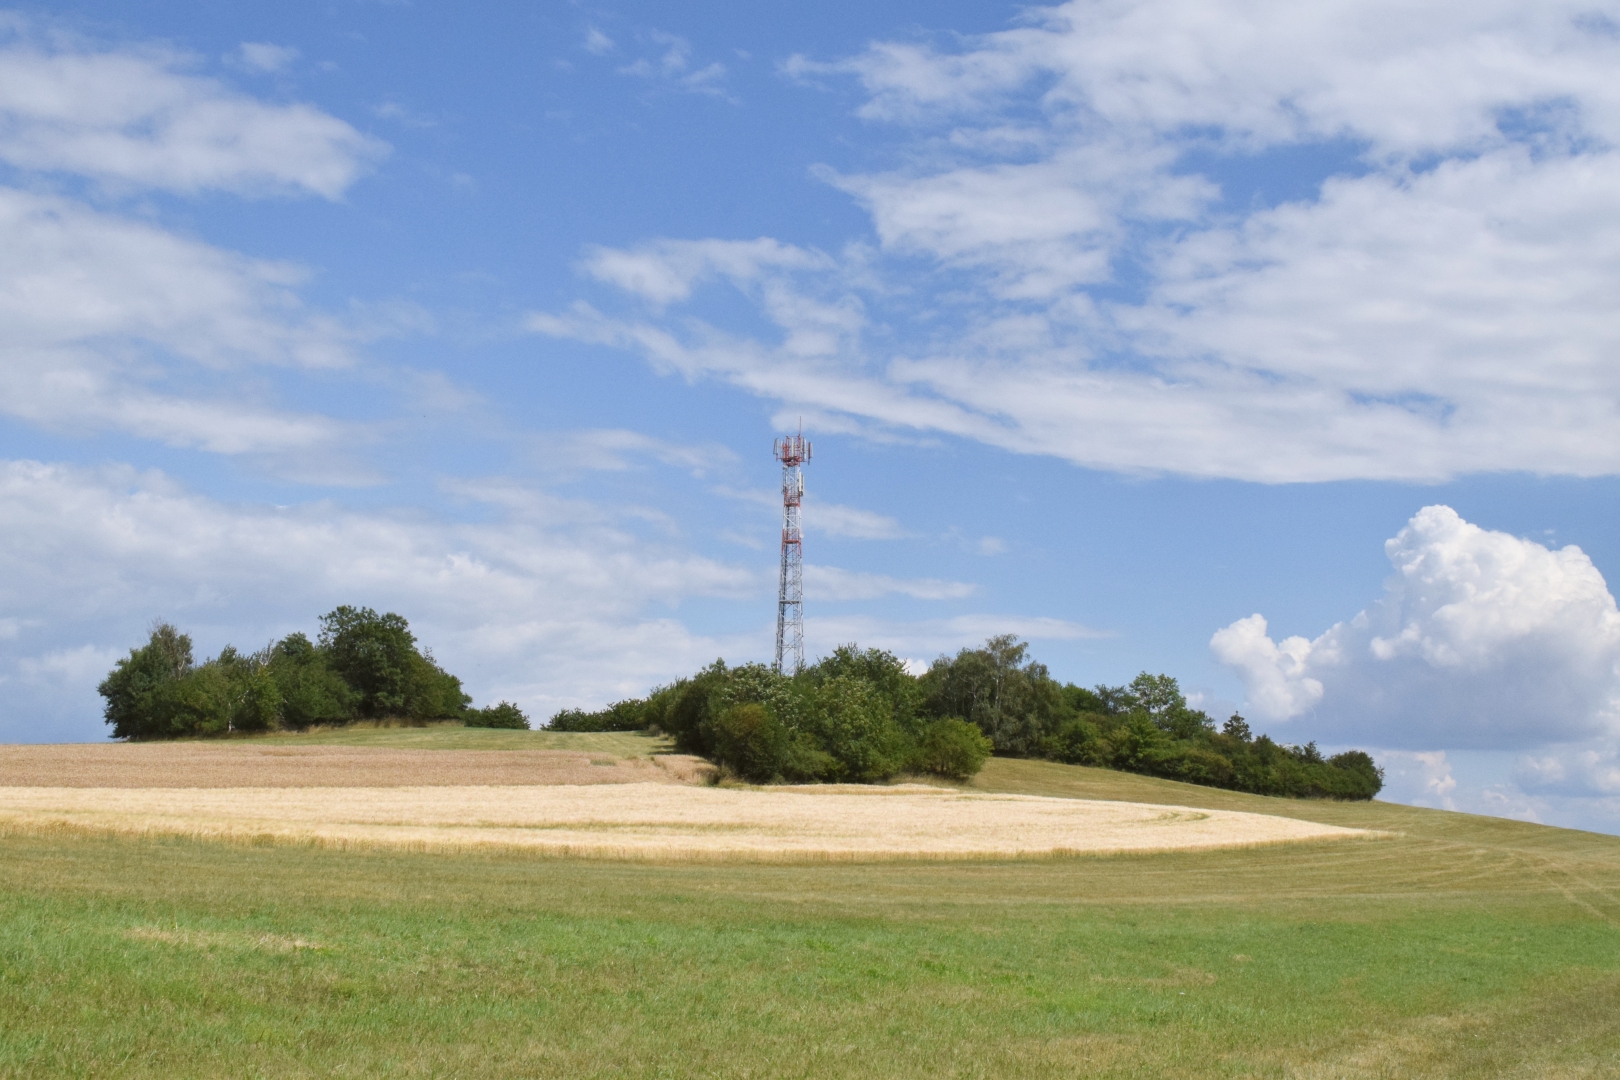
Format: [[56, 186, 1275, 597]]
[[804, 565, 974, 602], [231, 42, 299, 75], [614, 30, 730, 98]]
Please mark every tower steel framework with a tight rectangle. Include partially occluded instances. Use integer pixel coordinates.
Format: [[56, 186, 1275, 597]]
[[773, 431, 811, 675]]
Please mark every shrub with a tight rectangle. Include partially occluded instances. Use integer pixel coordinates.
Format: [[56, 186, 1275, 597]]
[[650, 665, 729, 754], [709, 703, 794, 782], [913, 717, 992, 780], [1101, 714, 1169, 771], [800, 674, 911, 782], [1040, 715, 1104, 765], [467, 701, 529, 730], [547, 699, 646, 731]]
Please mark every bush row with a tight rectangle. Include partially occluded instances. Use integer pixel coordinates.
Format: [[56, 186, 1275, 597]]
[[98, 608, 527, 738], [552, 635, 1384, 799], [558, 647, 991, 783]]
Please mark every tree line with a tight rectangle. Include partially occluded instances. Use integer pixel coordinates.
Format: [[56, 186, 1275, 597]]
[[552, 644, 993, 782], [98, 607, 528, 738], [551, 635, 1384, 799]]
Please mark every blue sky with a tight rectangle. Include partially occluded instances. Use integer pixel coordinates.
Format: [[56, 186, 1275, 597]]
[[6, 0, 1620, 832]]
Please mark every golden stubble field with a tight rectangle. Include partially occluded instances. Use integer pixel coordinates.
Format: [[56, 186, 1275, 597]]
[[0, 739, 1372, 860]]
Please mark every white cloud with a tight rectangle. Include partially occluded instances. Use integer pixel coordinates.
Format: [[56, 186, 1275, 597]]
[[234, 42, 299, 74], [17, 644, 122, 686], [0, 22, 385, 197], [0, 460, 763, 738], [807, 504, 906, 541], [1212, 506, 1620, 749], [0, 24, 394, 470], [616, 31, 729, 97], [581, 238, 829, 306], [711, 485, 907, 542], [582, 28, 615, 56], [804, 565, 975, 602], [1367, 751, 1470, 809], [0, 187, 362, 457], [824, 142, 1214, 299], [809, 0, 1620, 152], [542, 1, 1620, 483], [372, 100, 439, 128], [1517, 747, 1620, 798], [1209, 614, 1325, 720], [537, 429, 736, 477]]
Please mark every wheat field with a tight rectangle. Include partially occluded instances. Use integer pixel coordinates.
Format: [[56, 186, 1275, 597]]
[[2, 738, 1616, 1077], [0, 781, 1370, 860]]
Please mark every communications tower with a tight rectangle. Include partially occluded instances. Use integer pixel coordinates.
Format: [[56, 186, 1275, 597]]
[[773, 430, 811, 675]]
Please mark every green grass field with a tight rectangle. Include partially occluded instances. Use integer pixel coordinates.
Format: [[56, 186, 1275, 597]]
[[2, 729, 1617, 1077]]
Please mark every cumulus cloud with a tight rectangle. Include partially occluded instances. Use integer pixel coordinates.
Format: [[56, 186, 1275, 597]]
[[1375, 751, 1461, 811], [538, 0, 1620, 483], [1212, 506, 1620, 749], [0, 22, 385, 197]]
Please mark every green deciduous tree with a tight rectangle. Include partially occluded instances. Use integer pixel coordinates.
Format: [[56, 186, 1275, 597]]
[[534, 638, 1382, 799], [98, 622, 194, 739], [317, 606, 469, 720], [99, 610, 489, 738], [267, 633, 356, 728], [919, 635, 1065, 756], [318, 606, 418, 718]]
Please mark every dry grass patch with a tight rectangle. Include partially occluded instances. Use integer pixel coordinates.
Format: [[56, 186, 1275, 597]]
[[0, 782, 1370, 860]]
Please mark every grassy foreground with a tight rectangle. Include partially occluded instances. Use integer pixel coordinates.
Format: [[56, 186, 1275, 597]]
[[1, 737, 1618, 1077]]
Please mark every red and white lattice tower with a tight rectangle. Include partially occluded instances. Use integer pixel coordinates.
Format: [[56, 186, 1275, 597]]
[[773, 430, 812, 675]]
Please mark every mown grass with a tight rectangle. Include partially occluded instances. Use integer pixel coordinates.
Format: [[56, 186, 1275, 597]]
[[218, 723, 674, 757], [1, 742, 1617, 1077]]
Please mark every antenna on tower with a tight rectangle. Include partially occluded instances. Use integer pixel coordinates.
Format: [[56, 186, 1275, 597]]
[[772, 426, 811, 675]]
